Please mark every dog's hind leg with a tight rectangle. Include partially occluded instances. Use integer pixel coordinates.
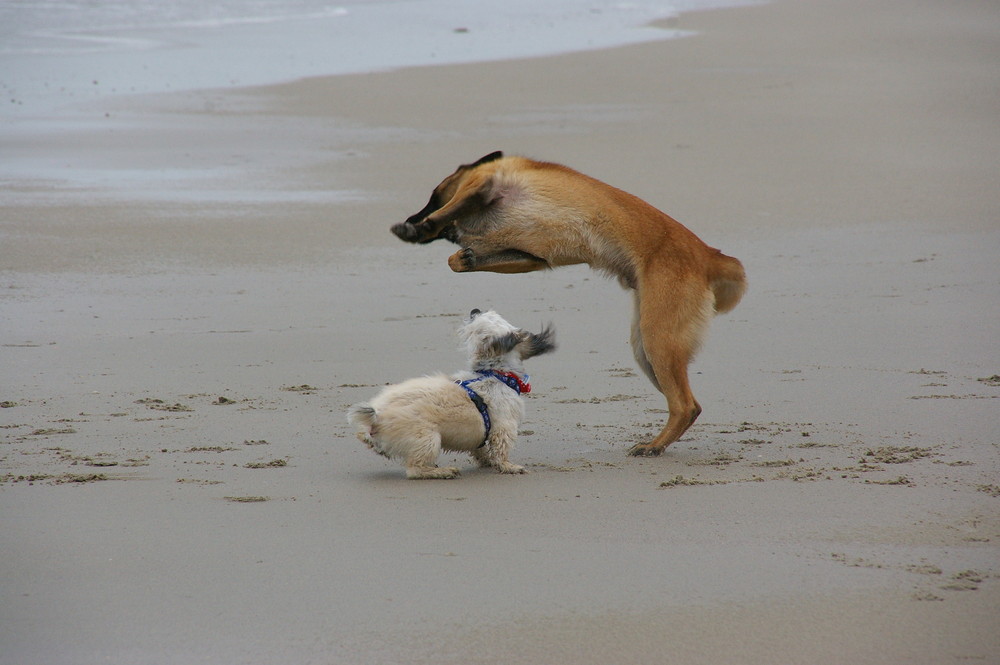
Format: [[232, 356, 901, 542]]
[[629, 290, 661, 392], [404, 432, 461, 479], [627, 280, 712, 457]]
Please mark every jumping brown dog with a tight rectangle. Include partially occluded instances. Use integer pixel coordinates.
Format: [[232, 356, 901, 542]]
[[391, 151, 746, 456]]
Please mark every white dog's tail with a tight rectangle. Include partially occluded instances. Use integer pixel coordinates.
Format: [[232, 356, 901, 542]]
[[347, 403, 378, 442]]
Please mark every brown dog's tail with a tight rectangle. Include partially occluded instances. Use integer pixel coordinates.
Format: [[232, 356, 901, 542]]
[[708, 251, 747, 314]]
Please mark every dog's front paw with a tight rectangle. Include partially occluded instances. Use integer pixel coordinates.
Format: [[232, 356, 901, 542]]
[[406, 466, 461, 479], [448, 248, 476, 272], [627, 443, 665, 457], [496, 462, 527, 474]]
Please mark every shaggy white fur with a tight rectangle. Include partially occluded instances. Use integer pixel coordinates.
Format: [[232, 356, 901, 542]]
[[348, 309, 555, 479]]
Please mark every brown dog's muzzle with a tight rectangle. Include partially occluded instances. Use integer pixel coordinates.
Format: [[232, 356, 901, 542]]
[[392, 198, 441, 243], [391, 221, 423, 243], [390, 220, 444, 244], [391, 216, 456, 244]]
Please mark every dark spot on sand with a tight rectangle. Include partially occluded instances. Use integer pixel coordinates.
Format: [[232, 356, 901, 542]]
[[244, 459, 287, 469]]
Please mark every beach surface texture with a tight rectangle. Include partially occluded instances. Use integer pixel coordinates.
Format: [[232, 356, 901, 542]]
[[2, 0, 998, 663]]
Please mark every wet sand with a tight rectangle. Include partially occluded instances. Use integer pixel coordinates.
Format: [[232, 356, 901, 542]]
[[2, 0, 999, 663]]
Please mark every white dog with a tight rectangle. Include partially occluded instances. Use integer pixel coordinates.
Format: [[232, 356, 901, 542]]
[[348, 309, 555, 479]]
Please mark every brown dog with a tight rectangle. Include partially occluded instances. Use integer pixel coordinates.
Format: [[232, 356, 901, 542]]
[[391, 151, 746, 456]]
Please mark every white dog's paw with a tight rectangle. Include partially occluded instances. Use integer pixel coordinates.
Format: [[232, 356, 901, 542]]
[[495, 462, 527, 475], [406, 466, 461, 480]]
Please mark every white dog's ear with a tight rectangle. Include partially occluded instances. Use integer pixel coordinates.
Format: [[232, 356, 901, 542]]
[[482, 331, 522, 359], [518, 324, 556, 360]]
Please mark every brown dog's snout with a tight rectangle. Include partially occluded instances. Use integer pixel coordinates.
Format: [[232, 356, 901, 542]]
[[391, 221, 418, 242], [392, 218, 446, 245]]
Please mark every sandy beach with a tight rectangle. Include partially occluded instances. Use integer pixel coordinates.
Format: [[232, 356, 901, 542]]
[[2, 0, 999, 663]]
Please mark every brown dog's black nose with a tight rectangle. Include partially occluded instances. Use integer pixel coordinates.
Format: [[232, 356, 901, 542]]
[[469, 309, 481, 318], [391, 219, 443, 244], [391, 222, 418, 242]]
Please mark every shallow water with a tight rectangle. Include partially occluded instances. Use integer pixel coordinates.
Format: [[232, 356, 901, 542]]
[[0, 0, 754, 116]]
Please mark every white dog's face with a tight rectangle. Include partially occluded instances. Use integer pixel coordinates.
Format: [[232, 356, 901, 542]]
[[459, 308, 518, 353], [458, 309, 555, 371]]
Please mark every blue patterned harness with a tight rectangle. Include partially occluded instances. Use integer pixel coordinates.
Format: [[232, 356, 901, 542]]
[[456, 370, 529, 447]]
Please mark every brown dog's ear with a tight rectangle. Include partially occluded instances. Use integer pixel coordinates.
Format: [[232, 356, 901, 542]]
[[470, 151, 503, 167], [423, 170, 497, 227]]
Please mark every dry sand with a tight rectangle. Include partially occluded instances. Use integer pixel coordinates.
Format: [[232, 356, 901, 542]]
[[2, 0, 999, 663]]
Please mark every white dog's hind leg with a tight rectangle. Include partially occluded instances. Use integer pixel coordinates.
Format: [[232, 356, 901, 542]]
[[476, 430, 526, 474], [404, 432, 460, 479]]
